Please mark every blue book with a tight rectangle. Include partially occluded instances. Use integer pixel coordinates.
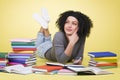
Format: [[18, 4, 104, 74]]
[[8, 53, 33, 56], [8, 58, 36, 64], [88, 52, 117, 58], [7, 56, 31, 58]]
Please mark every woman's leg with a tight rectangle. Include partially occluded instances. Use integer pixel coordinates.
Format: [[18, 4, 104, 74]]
[[36, 28, 52, 58], [44, 29, 51, 42], [35, 27, 45, 47]]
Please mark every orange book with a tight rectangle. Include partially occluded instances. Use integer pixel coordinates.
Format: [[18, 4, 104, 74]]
[[33, 65, 63, 72], [96, 62, 117, 67]]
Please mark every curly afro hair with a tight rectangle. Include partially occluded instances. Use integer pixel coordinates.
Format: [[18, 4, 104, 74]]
[[56, 10, 93, 38]]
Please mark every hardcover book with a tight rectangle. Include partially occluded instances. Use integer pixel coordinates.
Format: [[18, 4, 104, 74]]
[[33, 65, 63, 72], [88, 52, 117, 58]]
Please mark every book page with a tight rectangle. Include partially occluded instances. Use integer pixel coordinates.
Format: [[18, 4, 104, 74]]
[[46, 62, 65, 66], [86, 67, 112, 75]]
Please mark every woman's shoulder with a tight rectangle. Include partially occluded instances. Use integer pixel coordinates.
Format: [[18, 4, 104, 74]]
[[54, 32, 65, 40], [55, 31, 64, 37]]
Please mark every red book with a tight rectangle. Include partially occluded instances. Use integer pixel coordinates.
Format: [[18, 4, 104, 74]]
[[33, 65, 63, 72], [0, 58, 6, 61], [13, 48, 36, 51]]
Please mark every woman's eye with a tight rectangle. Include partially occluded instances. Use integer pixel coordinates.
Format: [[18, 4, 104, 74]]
[[65, 21, 69, 23], [73, 23, 77, 25]]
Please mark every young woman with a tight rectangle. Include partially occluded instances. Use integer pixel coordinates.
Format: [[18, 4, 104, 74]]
[[33, 9, 93, 65]]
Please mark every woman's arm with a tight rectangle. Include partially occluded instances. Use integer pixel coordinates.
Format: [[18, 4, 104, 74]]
[[53, 31, 79, 64], [73, 38, 86, 65], [64, 29, 79, 57]]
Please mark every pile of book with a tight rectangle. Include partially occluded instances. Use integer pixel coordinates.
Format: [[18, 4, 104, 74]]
[[0, 52, 8, 71], [7, 52, 36, 66], [10, 38, 36, 52], [7, 38, 37, 66], [88, 51, 118, 69]]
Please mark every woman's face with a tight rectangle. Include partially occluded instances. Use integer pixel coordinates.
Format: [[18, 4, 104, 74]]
[[64, 16, 79, 36]]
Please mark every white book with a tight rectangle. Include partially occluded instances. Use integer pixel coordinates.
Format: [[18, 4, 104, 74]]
[[4, 64, 47, 75], [67, 66, 113, 75], [46, 62, 84, 68]]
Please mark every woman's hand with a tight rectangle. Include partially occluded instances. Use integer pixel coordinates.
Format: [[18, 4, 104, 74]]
[[67, 28, 79, 45]]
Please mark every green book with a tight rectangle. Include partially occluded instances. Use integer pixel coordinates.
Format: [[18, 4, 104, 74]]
[[99, 66, 117, 69], [11, 42, 35, 46], [0, 52, 8, 58]]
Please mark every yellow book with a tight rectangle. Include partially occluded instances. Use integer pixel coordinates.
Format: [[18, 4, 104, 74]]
[[92, 57, 117, 62]]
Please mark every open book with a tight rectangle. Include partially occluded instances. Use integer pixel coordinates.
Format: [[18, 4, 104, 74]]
[[67, 66, 113, 75], [4, 64, 47, 74], [46, 62, 84, 68], [46, 62, 112, 75]]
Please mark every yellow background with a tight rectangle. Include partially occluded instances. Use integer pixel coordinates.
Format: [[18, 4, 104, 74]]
[[0, 0, 120, 80]]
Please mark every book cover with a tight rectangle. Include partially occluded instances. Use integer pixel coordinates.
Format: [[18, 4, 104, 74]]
[[8, 53, 34, 56], [7, 56, 32, 59], [89, 62, 117, 67], [0, 52, 8, 58], [11, 42, 35, 46], [12, 46, 36, 48], [13, 48, 36, 51], [33, 65, 63, 72], [90, 58, 117, 63], [88, 52, 117, 58], [7, 62, 27, 66], [10, 38, 35, 42], [93, 57, 117, 60]]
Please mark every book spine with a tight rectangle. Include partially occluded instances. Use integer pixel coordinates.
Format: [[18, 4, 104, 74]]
[[8, 53, 33, 56], [12, 46, 36, 48], [0, 53, 8, 58], [13, 48, 36, 51], [8, 56, 31, 58], [88, 52, 117, 58]]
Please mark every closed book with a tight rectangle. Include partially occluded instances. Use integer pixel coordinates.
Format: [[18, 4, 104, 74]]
[[0, 52, 8, 58], [8, 56, 32, 59], [7, 62, 27, 66], [13, 48, 36, 51], [98, 66, 117, 69], [0, 62, 7, 66], [90, 58, 117, 63], [0, 58, 6, 61], [8, 52, 34, 55], [11, 42, 35, 46], [33, 65, 63, 72], [89, 62, 117, 67], [8, 53, 34, 56], [12, 46, 36, 48], [10, 38, 35, 42], [12, 51, 34, 53], [8, 58, 27, 64], [88, 52, 117, 58]]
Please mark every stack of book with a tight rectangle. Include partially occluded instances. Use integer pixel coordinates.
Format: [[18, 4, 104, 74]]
[[10, 38, 36, 52], [7, 52, 36, 66], [7, 38, 37, 66], [0, 52, 8, 71], [88, 51, 118, 69]]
